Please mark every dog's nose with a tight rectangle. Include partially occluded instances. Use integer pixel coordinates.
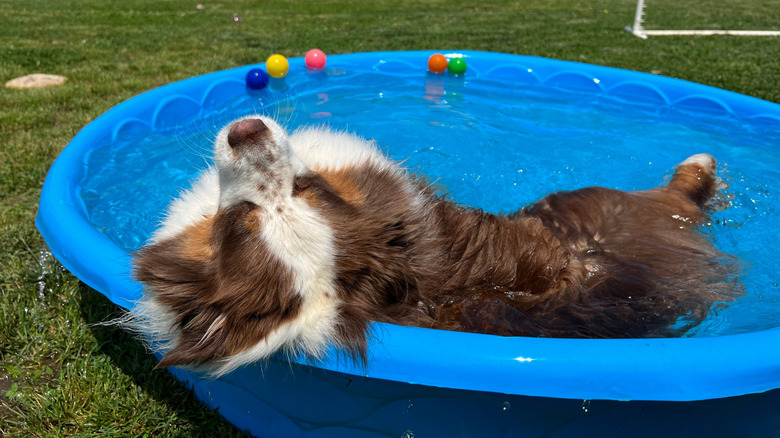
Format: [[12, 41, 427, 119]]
[[228, 118, 270, 149]]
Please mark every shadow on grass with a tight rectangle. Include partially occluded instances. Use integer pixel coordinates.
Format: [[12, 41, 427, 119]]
[[78, 284, 249, 437]]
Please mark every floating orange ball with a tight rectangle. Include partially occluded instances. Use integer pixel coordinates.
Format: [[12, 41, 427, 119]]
[[427, 53, 448, 74]]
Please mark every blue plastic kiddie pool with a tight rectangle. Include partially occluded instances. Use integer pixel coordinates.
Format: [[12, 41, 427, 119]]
[[37, 51, 780, 436]]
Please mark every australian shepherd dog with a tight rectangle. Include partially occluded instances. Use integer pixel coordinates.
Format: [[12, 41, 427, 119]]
[[127, 116, 741, 376]]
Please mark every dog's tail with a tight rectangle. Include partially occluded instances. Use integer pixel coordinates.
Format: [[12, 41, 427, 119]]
[[667, 153, 720, 206]]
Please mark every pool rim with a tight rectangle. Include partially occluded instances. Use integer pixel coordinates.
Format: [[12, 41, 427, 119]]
[[36, 50, 780, 402]]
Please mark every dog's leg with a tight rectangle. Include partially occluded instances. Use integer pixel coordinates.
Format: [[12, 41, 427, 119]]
[[666, 153, 719, 206]]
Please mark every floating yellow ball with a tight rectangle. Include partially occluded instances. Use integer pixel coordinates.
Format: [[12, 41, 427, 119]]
[[266, 54, 289, 78]]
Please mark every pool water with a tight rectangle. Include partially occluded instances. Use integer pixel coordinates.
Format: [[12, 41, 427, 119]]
[[82, 61, 780, 338]]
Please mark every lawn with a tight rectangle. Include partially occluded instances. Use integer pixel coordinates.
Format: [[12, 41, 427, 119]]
[[1, 0, 779, 436]]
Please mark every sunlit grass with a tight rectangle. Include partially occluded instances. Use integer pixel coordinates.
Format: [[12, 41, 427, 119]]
[[1, 0, 778, 435]]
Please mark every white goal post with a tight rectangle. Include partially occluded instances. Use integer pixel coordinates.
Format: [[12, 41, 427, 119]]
[[626, 0, 780, 38]]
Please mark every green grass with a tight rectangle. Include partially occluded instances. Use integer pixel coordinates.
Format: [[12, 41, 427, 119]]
[[1, 0, 778, 435]]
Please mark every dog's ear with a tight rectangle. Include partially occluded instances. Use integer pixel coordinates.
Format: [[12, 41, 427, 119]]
[[132, 208, 308, 371], [154, 308, 232, 369], [133, 237, 214, 330], [132, 237, 232, 368]]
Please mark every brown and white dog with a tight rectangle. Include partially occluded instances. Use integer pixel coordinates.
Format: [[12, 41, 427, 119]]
[[129, 116, 741, 376]]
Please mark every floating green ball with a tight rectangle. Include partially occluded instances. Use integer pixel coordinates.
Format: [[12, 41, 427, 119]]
[[448, 57, 467, 75]]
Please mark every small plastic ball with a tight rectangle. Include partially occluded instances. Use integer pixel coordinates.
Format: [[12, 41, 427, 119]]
[[266, 54, 289, 78], [245, 68, 269, 90], [305, 49, 327, 69], [448, 57, 467, 75], [427, 53, 448, 74]]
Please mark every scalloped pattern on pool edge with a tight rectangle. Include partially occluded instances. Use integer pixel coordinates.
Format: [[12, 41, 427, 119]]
[[110, 53, 780, 143]]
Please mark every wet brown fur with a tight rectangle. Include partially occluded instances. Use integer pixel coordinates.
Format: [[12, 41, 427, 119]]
[[133, 122, 742, 369]]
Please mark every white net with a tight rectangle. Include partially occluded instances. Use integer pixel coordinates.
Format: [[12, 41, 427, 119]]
[[627, 0, 780, 38]]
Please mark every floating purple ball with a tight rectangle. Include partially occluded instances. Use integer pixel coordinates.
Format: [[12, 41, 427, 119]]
[[245, 68, 269, 90]]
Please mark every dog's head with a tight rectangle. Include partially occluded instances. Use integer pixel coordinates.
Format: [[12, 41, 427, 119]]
[[133, 117, 433, 376]]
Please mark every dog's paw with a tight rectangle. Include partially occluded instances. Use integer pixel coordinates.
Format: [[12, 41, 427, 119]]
[[680, 153, 717, 178]]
